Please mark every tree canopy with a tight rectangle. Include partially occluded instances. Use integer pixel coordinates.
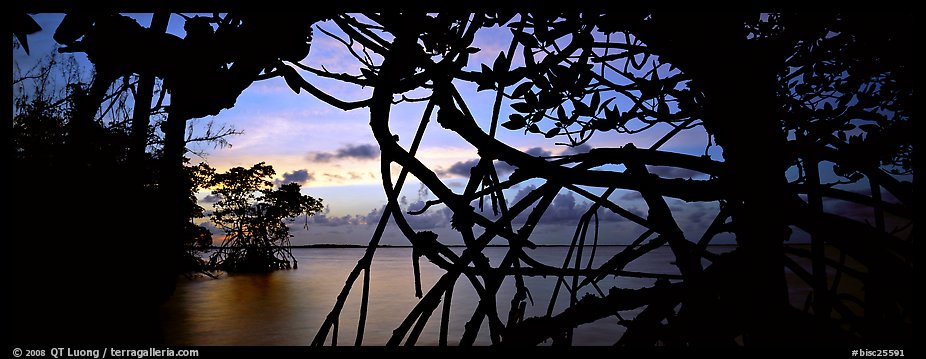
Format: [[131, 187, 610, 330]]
[[198, 162, 324, 272]]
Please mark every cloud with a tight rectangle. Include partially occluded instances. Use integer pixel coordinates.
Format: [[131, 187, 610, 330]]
[[525, 147, 552, 157], [511, 185, 539, 205], [310, 206, 366, 226], [686, 209, 708, 224], [560, 143, 593, 156], [274, 169, 313, 186], [360, 201, 452, 230], [444, 159, 480, 177], [619, 191, 644, 201], [308, 143, 380, 162], [202, 194, 222, 203], [542, 192, 585, 223], [438, 158, 518, 179], [504, 186, 629, 225], [495, 162, 518, 177], [646, 165, 706, 179], [198, 221, 222, 236]]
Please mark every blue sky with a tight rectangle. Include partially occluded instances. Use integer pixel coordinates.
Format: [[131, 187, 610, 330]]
[[16, 13, 903, 247]]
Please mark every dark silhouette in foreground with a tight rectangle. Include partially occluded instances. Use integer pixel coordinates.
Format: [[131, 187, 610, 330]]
[[11, 12, 320, 344], [10, 11, 911, 347], [298, 13, 911, 347]]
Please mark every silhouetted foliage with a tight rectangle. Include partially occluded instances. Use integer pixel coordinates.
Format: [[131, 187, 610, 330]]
[[12, 11, 326, 344], [284, 13, 912, 347], [197, 162, 324, 272], [10, 10, 911, 347]]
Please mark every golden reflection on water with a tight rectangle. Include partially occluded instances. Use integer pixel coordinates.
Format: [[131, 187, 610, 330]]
[[160, 247, 683, 346]]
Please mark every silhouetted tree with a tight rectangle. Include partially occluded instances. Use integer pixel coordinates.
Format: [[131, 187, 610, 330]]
[[11, 41, 236, 344], [11, 10, 911, 348], [198, 162, 324, 272], [283, 13, 912, 347], [13, 11, 323, 344]]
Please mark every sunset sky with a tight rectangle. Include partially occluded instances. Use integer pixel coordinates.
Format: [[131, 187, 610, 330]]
[[15, 13, 893, 246]]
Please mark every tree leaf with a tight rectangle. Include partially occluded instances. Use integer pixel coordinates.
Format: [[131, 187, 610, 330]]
[[600, 97, 615, 114], [493, 51, 508, 74], [502, 114, 526, 130], [528, 124, 540, 133], [557, 105, 567, 123], [657, 99, 670, 115], [572, 98, 591, 116], [512, 30, 538, 48], [511, 102, 533, 113], [539, 89, 560, 108], [533, 74, 550, 90], [530, 111, 544, 123], [512, 81, 534, 99], [590, 91, 601, 113], [501, 68, 525, 87], [544, 127, 560, 138], [280, 65, 303, 94], [524, 91, 539, 107]]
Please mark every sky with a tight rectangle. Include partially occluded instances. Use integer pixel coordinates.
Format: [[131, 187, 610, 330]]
[[13, 13, 906, 247]]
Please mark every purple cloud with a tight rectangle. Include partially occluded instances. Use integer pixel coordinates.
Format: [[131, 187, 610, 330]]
[[560, 143, 593, 156], [646, 165, 706, 179], [274, 169, 313, 186], [309, 143, 380, 162]]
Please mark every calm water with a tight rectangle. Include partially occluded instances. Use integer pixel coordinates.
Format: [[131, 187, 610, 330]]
[[160, 246, 752, 346]]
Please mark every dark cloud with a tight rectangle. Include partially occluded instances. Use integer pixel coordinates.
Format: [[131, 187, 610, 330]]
[[310, 206, 366, 226], [542, 192, 585, 223], [687, 208, 708, 224], [446, 181, 465, 189], [274, 169, 313, 186], [360, 201, 452, 230], [313, 152, 335, 162], [417, 183, 430, 200], [506, 186, 628, 224], [202, 194, 222, 203], [560, 143, 593, 156], [439, 158, 519, 179], [619, 191, 644, 201], [646, 165, 706, 179], [525, 147, 552, 157], [404, 200, 452, 229], [198, 221, 222, 236], [511, 185, 539, 205], [495, 161, 518, 177], [338, 144, 379, 159], [311, 214, 365, 226], [445, 159, 480, 177], [323, 173, 347, 181], [309, 143, 380, 162]]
